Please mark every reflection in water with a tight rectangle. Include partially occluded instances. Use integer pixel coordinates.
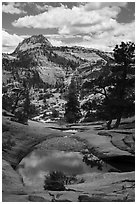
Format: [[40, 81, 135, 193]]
[[17, 150, 111, 188]]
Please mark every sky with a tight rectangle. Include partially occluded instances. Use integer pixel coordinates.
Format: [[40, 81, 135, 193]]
[[2, 2, 135, 53]]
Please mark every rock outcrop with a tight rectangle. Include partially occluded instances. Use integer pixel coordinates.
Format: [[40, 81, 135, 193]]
[[73, 119, 135, 163], [2, 159, 24, 193], [73, 171, 135, 202], [2, 116, 135, 202], [2, 116, 69, 168]]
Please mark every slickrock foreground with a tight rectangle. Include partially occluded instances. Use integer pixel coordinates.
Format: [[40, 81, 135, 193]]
[[2, 115, 135, 202]]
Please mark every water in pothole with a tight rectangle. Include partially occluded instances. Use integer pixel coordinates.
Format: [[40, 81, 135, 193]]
[[17, 150, 114, 189]]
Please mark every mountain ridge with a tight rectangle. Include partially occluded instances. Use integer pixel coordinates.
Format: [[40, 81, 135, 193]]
[[13, 34, 53, 54], [2, 34, 114, 87]]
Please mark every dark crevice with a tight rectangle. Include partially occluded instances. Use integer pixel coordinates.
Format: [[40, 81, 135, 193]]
[[103, 156, 135, 172]]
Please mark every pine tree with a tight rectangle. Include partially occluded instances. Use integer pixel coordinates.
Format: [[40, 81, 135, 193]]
[[81, 42, 135, 129], [14, 79, 31, 124], [110, 41, 135, 128], [64, 77, 81, 123]]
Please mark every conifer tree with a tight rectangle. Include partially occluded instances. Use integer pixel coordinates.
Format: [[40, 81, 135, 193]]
[[64, 77, 81, 123], [111, 41, 135, 128], [82, 41, 135, 129]]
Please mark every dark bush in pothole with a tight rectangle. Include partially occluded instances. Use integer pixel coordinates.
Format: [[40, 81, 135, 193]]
[[44, 171, 80, 191], [44, 171, 66, 191]]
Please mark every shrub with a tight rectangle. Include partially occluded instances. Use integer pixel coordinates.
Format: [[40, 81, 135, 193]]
[[44, 171, 66, 191], [51, 109, 59, 118], [82, 150, 104, 170], [14, 107, 28, 125], [44, 171, 79, 191]]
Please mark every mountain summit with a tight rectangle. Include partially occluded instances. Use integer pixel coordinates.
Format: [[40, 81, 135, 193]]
[[3, 34, 114, 87], [13, 34, 52, 54]]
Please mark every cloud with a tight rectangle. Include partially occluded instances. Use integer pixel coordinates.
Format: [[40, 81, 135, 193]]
[[44, 34, 83, 47], [12, 2, 131, 39], [84, 2, 128, 11], [12, 2, 128, 29], [2, 30, 23, 53], [4, 2, 135, 52], [48, 38, 64, 47], [49, 21, 134, 51], [35, 4, 52, 12], [12, 5, 71, 28], [12, 3, 121, 29], [58, 18, 118, 35], [70, 21, 135, 51], [2, 2, 26, 14]]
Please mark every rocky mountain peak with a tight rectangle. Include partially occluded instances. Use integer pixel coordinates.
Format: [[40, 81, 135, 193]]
[[13, 34, 52, 54], [25, 34, 52, 46]]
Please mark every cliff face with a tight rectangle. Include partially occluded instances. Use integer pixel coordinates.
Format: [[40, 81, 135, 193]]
[[2, 34, 113, 87]]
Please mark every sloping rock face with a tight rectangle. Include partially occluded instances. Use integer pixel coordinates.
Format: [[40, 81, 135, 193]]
[[2, 159, 24, 193], [73, 120, 135, 161], [73, 171, 135, 202], [2, 116, 135, 202], [44, 172, 134, 202], [2, 171, 135, 202], [2, 116, 68, 168], [3, 34, 114, 87]]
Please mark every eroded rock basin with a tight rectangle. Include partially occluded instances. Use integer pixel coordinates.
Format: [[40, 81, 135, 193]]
[[17, 149, 115, 189], [2, 116, 135, 201]]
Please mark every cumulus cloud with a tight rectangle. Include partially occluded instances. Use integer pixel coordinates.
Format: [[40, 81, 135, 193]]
[[4, 2, 135, 51], [71, 21, 135, 51], [84, 2, 128, 11], [2, 2, 26, 14], [12, 5, 71, 28], [12, 3, 121, 30], [50, 21, 134, 51], [2, 30, 24, 53]]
